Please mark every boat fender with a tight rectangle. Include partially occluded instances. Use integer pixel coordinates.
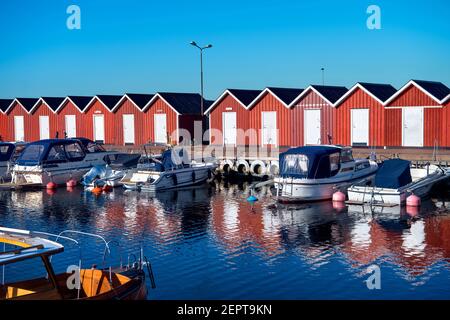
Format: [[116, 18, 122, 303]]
[[92, 186, 103, 194], [250, 160, 267, 176], [406, 194, 421, 207], [103, 185, 113, 192], [46, 182, 57, 190], [332, 191, 346, 202], [66, 179, 77, 188]]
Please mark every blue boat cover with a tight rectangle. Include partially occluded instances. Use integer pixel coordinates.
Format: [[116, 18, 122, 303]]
[[374, 159, 412, 188], [0, 143, 15, 161], [161, 148, 190, 171], [279, 146, 342, 179]]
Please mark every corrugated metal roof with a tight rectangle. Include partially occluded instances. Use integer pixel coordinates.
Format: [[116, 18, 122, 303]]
[[267, 87, 304, 105], [96, 95, 123, 111], [0, 99, 13, 113], [157, 92, 206, 114], [16, 98, 39, 112], [310, 85, 348, 104], [126, 93, 155, 110], [412, 80, 450, 101], [40, 97, 65, 112], [358, 83, 397, 102], [228, 89, 262, 106]]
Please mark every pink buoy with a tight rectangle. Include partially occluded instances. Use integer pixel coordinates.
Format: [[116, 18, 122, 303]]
[[406, 194, 421, 207], [46, 182, 57, 190], [332, 191, 346, 202], [66, 179, 77, 187], [406, 205, 420, 217], [333, 201, 346, 212]]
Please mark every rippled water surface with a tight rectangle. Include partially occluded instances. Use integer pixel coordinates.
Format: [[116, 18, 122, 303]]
[[1, 182, 450, 299]]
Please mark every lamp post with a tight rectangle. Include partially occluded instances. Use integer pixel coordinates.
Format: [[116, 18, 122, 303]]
[[190, 41, 212, 117]]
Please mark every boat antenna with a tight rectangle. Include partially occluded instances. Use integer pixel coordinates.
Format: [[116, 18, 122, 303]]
[[321, 67, 325, 85]]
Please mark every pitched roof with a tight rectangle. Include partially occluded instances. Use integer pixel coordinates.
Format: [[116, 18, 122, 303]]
[[227, 89, 262, 106], [0, 99, 13, 113], [156, 92, 206, 114], [358, 83, 397, 102], [266, 87, 304, 105], [66, 96, 93, 112], [95, 95, 123, 111], [411, 80, 450, 101], [125, 93, 155, 110], [15, 98, 39, 112], [310, 85, 348, 104], [39, 97, 66, 112]]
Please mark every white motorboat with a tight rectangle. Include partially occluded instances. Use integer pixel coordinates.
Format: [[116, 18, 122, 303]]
[[121, 148, 217, 191], [11, 138, 129, 188], [275, 145, 378, 202], [347, 159, 450, 206], [0, 142, 27, 182]]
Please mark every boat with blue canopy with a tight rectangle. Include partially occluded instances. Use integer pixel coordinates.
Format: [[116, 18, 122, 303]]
[[275, 145, 378, 202]]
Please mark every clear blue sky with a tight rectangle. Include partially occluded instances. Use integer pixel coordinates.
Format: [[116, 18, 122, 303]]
[[0, 0, 448, 100]]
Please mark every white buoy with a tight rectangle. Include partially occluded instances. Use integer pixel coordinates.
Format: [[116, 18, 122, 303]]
[[250, 160, 267, 176]]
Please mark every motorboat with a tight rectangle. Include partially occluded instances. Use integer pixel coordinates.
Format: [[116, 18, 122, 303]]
[[121, 147, 217, 192], [81, 153, 141, 189], [0, 142, 27, 182], [0, 227, 153, 300], [10, 138, 131, 188], [275, 145, 378, 202], [347, 159, 450, 206]]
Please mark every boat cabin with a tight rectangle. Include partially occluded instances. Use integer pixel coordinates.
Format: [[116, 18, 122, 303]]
[[279, 145, 367, 179], [15, 139, 87, 167]]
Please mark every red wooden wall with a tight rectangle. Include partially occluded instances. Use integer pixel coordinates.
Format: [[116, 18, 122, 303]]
[[56, 100, 86, 138], [333, 88, 385, 147], [83, 99, 115, 144], [29, 102, 59, 140], [443, 100, 450, 147], [6, 102, 33, 142], [248, 92, 293, 147], [113, 98, 145, 145], [385, 85, 442, 147], [291, 90, 334, 146], [0, 113, 7, 141], [208, 93, 250, 145], [143, 97, 178, 145]]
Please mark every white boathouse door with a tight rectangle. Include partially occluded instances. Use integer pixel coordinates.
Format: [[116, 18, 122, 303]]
[[154, 113, 167, 143], [14, 116, 25, 142], [304, 109, 321, 145], [39, 116, 50, 140], [261, 111, 277, 146], [93, 114, 105, 143], [65, 115, 77, 138], [351, 109, 369, 146], [222, 112, 237, 145], [403, 107, 423, 147], [123, 114, 135, 145]]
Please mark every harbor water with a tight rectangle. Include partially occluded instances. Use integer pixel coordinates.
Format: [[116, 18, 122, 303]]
[[1, 182, 449, 299]]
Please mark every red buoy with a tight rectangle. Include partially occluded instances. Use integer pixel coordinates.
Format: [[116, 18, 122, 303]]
[[102, 185, 113, 192], [406, 205, 420, 217], [406, 194, 421, 207], [46, 182, 57, 190], [332, 191, 346, 202], [66, 179, 77, 188], [333, 201, 346, 212]]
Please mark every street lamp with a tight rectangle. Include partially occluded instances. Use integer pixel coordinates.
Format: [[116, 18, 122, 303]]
[[190, 41, 213, 117]]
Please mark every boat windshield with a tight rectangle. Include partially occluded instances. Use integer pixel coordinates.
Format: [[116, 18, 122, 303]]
[[0, 144, 14, 162], [281, 154, 309, 177], [84, 141, 106, 153], [340, 149, 354, 162], [18, 145, 46, 165]]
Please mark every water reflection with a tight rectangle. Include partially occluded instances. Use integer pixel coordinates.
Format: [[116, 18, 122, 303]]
[[0, 182, 449, 298]]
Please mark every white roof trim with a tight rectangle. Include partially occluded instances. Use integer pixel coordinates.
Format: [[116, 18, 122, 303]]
[[142, 93, 181, 115], [5, 98, 32, 114], [333, 83, 385, 107], [288, 86, 334, 108], [55, 97, 87, 114], [441, 93, 450, 104], [246, 88, 289, 110], [84, 96, 113, 113], [204, 90, 248, 115], [111, 94, 145, 113], [384, 80, 442, 106], [29, 97, 59, 114]]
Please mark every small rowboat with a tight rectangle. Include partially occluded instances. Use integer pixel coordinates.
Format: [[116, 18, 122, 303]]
[[0, 227, 155, 300]]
